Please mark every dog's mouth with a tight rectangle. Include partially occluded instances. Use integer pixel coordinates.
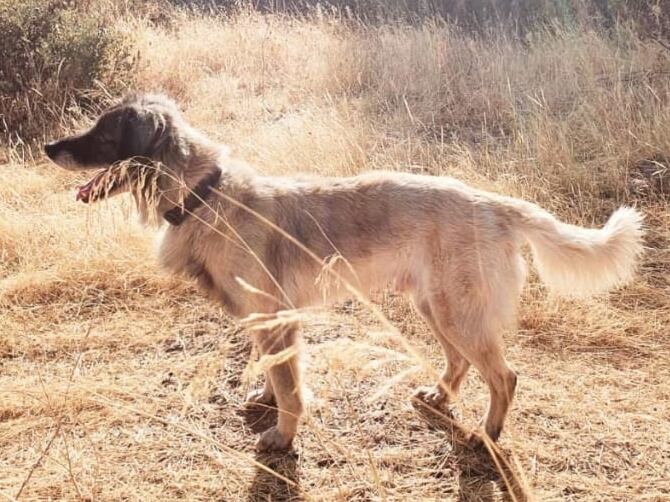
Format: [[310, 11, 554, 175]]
[[76, 165, 129, 203]]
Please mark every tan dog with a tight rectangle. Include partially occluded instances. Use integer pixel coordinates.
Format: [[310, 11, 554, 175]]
[[45, 93, 644, 451]]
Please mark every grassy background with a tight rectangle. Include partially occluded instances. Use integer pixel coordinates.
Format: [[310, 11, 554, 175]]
[[1, 1, 669, 500]]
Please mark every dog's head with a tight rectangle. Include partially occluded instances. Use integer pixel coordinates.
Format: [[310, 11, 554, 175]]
[[45, 93, 191, 206]]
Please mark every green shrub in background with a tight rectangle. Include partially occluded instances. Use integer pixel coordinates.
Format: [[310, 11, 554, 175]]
[[0, 0, 136, 146]]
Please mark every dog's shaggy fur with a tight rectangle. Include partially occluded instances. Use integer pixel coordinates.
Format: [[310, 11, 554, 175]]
[[45, 93, 644, 451]]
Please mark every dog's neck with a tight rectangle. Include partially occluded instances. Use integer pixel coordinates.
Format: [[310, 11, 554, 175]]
[[151, 126, 253, 227], [154, 127, 226, 226], [162, 167, 222, 226]]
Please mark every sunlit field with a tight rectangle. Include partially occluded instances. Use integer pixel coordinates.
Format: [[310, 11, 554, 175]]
[[1, 2, 669, 500]]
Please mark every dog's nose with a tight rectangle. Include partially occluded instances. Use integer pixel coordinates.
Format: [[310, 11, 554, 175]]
[[44, 142, 58, 159]]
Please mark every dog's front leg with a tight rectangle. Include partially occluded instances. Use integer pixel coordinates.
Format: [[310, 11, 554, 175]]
[[252, 321, 303, 452], [246, 374, 276, 406]]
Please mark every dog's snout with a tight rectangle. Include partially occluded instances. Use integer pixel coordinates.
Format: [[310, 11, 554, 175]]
[[44, 141, 58, 159]]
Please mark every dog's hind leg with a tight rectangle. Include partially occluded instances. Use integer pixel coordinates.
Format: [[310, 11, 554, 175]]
[[424, 237, 524, 442], [412, 295, 470, 409], [429, 294, 518, 442], [252, 321, 303, 452], [464, 337, 517, 442]]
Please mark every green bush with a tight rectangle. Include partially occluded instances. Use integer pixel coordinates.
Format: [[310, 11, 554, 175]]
[[0, 0, 136, 145]]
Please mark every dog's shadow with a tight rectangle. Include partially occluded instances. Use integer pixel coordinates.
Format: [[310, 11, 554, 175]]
[[240, 404, 303, 502], [238, 399, 527, 501], [411, 400, 529, 502]]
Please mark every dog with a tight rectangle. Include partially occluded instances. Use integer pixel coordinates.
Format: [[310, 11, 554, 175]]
[[45, 93, 644, 452]]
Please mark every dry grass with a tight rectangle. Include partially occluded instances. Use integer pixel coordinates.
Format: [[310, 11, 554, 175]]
[[2, 7, 670, 501]]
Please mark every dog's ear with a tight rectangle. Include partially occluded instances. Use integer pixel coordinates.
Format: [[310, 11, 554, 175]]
[[118, 107, 145, 159], [151, 111, 190, 161], [117, 99, 190, 164]]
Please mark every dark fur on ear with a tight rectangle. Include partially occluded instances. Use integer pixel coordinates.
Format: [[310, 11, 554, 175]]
[[118, 107, 144, 159], [117, 105, 169, 159]]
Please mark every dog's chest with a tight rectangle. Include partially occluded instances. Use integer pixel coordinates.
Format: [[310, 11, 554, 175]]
[[159, 226, 241, 316]]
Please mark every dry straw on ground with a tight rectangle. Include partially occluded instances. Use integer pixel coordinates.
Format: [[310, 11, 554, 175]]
[[1, 6, 669, 501]]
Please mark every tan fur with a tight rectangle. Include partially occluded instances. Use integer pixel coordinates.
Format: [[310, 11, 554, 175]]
[[46, 94, 645, 451]]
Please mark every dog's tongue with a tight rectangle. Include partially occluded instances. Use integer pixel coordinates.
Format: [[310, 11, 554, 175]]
[[76, 180, 94, 203], [76, 169, 107, 203]]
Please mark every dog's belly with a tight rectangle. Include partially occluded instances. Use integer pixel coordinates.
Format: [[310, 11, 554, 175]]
[[293, 249, 417, 307]]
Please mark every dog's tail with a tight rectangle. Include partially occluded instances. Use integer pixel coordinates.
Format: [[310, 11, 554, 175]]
[[507, 199, 644, 297]]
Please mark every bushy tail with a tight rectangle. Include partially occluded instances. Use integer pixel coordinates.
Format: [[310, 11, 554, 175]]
[[510, 202, 644, 297]]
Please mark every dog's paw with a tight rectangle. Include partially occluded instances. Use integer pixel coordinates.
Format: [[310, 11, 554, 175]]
[[412, 385, 447, 409], [256, 426, 294, 452], [245, 388, 276, 408], [466, 429, 487, 450], [467, 424, 501, 450]]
